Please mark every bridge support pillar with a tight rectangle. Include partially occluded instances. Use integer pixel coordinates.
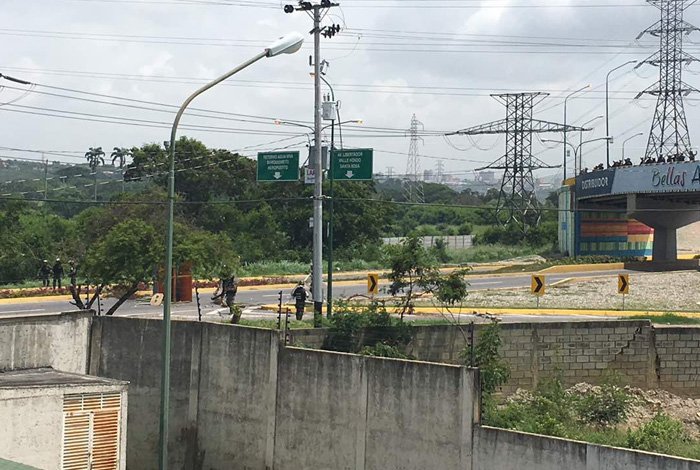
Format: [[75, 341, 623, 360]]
[[626, 194, 700, 262], [651, 227, 678, 262]]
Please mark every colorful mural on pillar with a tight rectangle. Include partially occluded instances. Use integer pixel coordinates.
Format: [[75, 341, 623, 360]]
[[577, 212, 653, 257]]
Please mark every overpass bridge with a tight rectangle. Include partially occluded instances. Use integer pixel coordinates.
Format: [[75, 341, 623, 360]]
[[559, 161, 700, 262]]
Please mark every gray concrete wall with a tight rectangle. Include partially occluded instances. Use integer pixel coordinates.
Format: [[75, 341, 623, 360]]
[[0, 311, 92, 374], [90, 317, 201, 470], [274, 347, 476, 470], [196, 323, 278, 470], [0, 389, 62, 470], [90, 317, 479, 470], [474, 426, 700, 470]]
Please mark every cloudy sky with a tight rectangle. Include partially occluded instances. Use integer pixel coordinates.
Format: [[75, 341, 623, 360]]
[[2, 0, 700, 184]]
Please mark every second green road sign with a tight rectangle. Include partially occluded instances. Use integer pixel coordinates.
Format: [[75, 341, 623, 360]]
[[257, 151, 299, 182], [331, 148, 373, 181]]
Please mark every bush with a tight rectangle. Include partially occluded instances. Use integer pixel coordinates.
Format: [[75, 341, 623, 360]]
[[626, 414, 690, 455], [322, 301, 413, 354], [359, 343, 412, 359], [461, 321, 510, 396], [576, 383, 632, 426]]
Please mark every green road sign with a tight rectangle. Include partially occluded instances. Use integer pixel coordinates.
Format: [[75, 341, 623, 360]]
[[331, 148, 373, 181], [257, 151, 300, 182]]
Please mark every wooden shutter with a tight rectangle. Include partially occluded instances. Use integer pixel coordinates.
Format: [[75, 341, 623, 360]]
[[62, 392, 122, 470]]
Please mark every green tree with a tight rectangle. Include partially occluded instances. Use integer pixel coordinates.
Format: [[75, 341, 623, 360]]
[[82, 219, 160, 315], [386, 235, 438, 317], [84, 147, 105, 201], [84, 147, 105, 171], [110, 147, 132, 169]]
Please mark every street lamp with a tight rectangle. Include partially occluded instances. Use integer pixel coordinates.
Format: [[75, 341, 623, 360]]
[[578, 115, 603, 174], [158, 31, 303, 470], [273, 119, 361, 161], [274, 117, 362, 319], [622, 132, 645, 161], [543, 136, 612, 259], [606, 61, 637, 168], [563, 84, 590, 180], [543, 136, 613, 167]]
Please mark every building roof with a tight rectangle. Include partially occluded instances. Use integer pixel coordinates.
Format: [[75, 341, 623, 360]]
[[0, 368, 127, 389], [0, 457, 42, 470]]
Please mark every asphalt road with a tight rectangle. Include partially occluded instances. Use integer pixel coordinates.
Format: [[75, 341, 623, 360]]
[[0, 269, 630, 320]]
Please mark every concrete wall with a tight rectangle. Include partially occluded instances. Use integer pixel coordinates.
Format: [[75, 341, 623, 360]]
[[90, 317, 479, 470], [0, 389, 62, 469], [289, 321, 700, 396], [0, 311, 92, 374], [382, 235, 473, 250], [274, 348, 476, 470], [474, 426, 700, 470], [196, 323, 278, 470], [89, 317, 203, 470]]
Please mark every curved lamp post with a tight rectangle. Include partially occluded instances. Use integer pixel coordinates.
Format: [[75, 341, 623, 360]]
[[563, 84, 590, 180], [158, 31, 304, 470], [578, 115, 603, 174], [606, 61, 637, 167], [622, 132, 645, 161]]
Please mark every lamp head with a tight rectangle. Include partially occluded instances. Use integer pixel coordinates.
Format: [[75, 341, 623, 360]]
[[266, 32, 304, 57]]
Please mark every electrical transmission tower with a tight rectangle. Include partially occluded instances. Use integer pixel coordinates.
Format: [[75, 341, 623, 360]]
[[436, 160, 445, 184], [404, 114, 425, 203], [636, 0, 699, 160], [449, 93, 586, 231]]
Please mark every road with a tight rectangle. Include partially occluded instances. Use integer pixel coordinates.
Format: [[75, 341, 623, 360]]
[[0, 269, 631, 320]]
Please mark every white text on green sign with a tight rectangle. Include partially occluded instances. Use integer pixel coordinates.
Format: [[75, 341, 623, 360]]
[[257, 151, 299, 182], [332, 149, 373, 181]]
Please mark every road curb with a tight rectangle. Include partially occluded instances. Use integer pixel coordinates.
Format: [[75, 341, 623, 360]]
[[538, 263, 625, 274], [258, 303, 700, 318]]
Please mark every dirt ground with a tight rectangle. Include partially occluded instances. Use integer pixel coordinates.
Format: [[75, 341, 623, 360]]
[[567, 384, 700, 438], [456, 271, 700, 312], [678, 222, 700, 253]]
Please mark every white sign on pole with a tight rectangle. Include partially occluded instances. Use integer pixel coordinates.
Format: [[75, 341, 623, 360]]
[[305, 167, 316, 185]]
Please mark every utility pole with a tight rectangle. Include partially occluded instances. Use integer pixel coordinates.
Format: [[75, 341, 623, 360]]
[[284, 1, 340, 327], [42, 153, 48, 200]]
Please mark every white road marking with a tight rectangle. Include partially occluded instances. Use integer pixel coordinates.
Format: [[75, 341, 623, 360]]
[[0, 308, 46, 314]]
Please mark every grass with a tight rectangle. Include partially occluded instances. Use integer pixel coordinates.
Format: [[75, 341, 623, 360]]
[[448, 244, 546, 264], [626, 313, 700, 325], [236, 259, 385, 278], [486, 378, 700, 461]]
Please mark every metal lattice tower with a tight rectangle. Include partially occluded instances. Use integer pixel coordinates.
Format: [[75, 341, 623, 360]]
[[404, 114, 425, 203], [636, 0, 699, 160], [449, 93, 587, 231]]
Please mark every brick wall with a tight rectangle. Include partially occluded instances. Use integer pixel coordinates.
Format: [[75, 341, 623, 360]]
[[656, 326, 700, 391], [288, 321, 700, 396]]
